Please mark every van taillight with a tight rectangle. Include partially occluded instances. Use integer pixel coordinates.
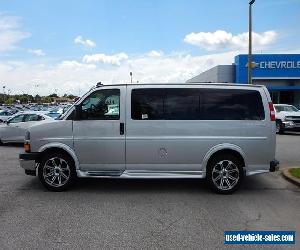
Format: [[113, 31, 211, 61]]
[[269, 102, 276, 121]]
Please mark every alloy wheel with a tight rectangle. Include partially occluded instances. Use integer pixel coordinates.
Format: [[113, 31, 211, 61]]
[[212, 160, 239, 191], [43, 157, 71, 187]]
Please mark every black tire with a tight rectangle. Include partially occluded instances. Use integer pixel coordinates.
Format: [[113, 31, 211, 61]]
[[38, 151, 76, 191], [276, 120, 284, 134], [206, 154, 244, 194]]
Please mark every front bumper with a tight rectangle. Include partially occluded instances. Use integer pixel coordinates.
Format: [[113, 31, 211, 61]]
[[19, 152, 41, 176], [282, 121, 300, 130], [282, 121, 295, 129]]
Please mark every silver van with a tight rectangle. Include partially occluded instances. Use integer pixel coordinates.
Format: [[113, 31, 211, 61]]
[[19, 83, 279, 194]]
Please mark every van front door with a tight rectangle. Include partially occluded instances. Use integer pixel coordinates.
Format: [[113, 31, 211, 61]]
[[73, 87, 126, 173]]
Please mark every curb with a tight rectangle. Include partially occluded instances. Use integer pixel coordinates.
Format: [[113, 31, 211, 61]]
[[282, 168, 300, 188]]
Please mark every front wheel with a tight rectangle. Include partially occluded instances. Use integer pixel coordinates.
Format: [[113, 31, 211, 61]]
[[38, 152, 76, 191], [206, 154, 244, 194]]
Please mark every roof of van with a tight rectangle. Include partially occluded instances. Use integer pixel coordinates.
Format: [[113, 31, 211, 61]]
[[94, 83, 265, 88]]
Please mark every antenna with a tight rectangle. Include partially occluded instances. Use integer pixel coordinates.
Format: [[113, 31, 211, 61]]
[[96, 82, 103, 87]]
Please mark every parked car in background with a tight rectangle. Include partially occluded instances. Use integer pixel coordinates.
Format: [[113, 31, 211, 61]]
[[0, 112, 53, 144], [19, 83, 278, 194], [0, 110, 14, 123], [45, 112, 61, 119], [274, 104, 300, 134]]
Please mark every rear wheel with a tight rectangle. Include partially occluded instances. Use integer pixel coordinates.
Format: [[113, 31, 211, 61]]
[[38, 152, 76, 191], [207, 154, 244, 194]]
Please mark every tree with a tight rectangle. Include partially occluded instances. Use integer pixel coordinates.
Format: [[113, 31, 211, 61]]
[[5, 97, 15, 105], [41, 96, 52, 103], [35, 94, 41, 103], [67, 94, 77, 99], [49, 93, 58, 98]]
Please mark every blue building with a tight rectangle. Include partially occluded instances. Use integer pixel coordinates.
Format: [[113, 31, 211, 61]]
[[187, 54, 300, 107]]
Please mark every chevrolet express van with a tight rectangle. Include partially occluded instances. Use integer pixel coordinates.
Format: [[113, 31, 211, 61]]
[[19, 83, 279, 194]]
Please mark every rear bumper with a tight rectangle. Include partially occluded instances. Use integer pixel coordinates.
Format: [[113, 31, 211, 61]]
[[19, 152, 41, 175], [269, 159, 280, 172]]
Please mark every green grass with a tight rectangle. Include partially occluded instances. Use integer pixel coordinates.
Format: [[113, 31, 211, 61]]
[[289, 168, 300, 179]]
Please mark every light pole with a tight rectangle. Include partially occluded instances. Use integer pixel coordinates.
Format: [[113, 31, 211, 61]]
[[34, 84, 39, 103], [2, 85, 6, 103], [130, 72, 133, 83], [248, 0, 255, 85]]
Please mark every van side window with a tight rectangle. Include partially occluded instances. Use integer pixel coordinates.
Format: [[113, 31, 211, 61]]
[[200, 89, 265, 120], [131, 89, 164, 120], [165, 89, 200, 120], [131, 88, 265, 120], [81, 89, 120, 120]]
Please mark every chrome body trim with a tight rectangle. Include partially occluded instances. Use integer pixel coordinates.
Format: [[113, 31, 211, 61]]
[[246, 169, 270, 176], [76, 170, 205, 179]]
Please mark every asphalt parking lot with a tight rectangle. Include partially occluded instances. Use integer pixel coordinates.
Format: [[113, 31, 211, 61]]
[[0, 134, 299, 250]]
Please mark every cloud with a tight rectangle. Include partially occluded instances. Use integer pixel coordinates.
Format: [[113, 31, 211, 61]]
[[74, 35, 96, 48], [28, 49, 45, 56], [0, 13, 30, 52], [59, 60, 96, 70], [82, 52, 128, 65], [0, 50, 236, 95], [184, 30, 277, 51], [146, 50, 164, 57], [0, 14, 21, 31]]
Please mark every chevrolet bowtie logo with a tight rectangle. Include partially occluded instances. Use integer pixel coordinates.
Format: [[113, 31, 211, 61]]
[[245, 62, 259, 68]]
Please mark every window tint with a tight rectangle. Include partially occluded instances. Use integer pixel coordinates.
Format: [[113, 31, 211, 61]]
[[131, 89, 164, 120], [0, 111, 10, 116], [165, 89, 200, 120], [200, 89, 265, 120], [81, 89, 120, 120], [274, 106, 284, 112], [9, 114, 24, 123], [24, 114, 44, 122], [131, 88, 265, 120], [284, 105, 299, 112]]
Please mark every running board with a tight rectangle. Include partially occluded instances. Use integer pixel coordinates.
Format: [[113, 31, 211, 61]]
[[76, 170, 204, 179], [78, 170, 123, 177]]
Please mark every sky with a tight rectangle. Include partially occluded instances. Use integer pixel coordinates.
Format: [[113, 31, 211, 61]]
[[0, 0, 300, 96]]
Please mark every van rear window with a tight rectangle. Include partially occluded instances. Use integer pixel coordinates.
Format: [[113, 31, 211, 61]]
[[131, 88, 265, 120]]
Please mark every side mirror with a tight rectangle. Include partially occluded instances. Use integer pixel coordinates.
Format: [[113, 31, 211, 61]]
[[73, 105, 82, 121]]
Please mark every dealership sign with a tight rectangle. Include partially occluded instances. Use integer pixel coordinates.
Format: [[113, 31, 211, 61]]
[[235, 54, 300, 83], [255, 61, 300, 69]]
